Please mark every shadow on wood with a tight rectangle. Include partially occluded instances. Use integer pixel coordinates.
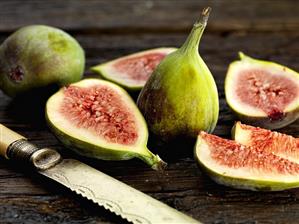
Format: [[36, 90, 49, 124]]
[[4, 85, 60, 129]]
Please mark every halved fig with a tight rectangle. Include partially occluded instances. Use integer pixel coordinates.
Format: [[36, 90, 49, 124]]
[[225, 52, 299, 129], [90, 48, 177, 91], [233, 121, 299, 163], [46, 79, 166, 170], [195, 132, 299, 191]]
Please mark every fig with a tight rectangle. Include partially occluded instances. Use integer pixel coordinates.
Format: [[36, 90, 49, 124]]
[[195, 132, 299, 191], [0, 25, 85, 97], [46, 79, 166, 170], [225, 52, 299, 129], [137, 8, 219, 142], [90, 48, 176, 91], [233, 121, 299, 163]]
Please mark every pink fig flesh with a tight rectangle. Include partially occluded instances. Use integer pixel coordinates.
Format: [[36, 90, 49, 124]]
[[201, 132, 299, 175], [233, 122, 299, 163], [235, 69, 298, 121], [61, 85, 138, 145], [195, 132, 299, 191], [225, 53, 299, 129], [113, 52, 167, 84], [91, 48, 177, 90]]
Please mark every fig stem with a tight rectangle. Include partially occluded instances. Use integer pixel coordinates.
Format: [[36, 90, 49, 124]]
[[195, 7, 211, 28], [180, 7, 211, 55], [138, 148, 167, 171], [239, 52, 246, 60]]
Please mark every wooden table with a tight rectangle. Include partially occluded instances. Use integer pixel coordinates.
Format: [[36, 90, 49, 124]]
[[1, 1, 299, 223]]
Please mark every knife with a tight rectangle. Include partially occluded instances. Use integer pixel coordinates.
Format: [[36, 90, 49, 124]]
[[0, 124, 200, 224]]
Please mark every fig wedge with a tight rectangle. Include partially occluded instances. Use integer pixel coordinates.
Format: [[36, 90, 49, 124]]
[[91, 48, 176, 91], [195, 132, 299, 191], [233, 121, 299, 163]]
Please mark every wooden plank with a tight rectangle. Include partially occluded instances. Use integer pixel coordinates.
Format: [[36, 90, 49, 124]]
[[0, 30, 299, 223], [2, 159, 299, 224], [0, 0, 299, 33], [0, 195, 127, 223], [1, 0, 299, 220]]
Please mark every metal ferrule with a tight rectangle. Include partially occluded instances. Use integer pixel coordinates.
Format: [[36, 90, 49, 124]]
[[7, 139, 40, 162], [7, 139, 62, 170]]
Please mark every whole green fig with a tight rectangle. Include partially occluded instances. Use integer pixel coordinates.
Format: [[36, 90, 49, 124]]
[[0, 25, 85, 97], [137, 7, 219, 142]]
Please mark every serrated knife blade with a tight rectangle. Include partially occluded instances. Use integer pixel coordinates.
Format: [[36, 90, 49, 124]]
[[0, 124, 200, 224], [40, 159, 199, 224]]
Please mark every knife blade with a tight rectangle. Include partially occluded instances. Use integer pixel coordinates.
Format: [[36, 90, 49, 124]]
[[0, 124, 200, 224]]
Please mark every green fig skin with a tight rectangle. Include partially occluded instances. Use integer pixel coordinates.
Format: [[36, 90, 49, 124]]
[[195, 161, 299, 191], [137, 8, 219, 142], [0, 25, 85, 97]]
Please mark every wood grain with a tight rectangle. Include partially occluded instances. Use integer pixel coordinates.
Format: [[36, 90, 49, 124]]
[[0, 0, 299, 223], [1, 0, 299, 33]]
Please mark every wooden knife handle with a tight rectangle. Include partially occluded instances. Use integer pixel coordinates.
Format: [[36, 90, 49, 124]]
[[0, 124, 26, 158]]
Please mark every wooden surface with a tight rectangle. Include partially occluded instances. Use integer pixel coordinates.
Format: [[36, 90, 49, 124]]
[[1, 0, 299, 223]]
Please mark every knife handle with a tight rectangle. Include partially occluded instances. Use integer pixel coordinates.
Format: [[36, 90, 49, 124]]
[[0, 124, 62, 170], [0, 124, 26, 158]]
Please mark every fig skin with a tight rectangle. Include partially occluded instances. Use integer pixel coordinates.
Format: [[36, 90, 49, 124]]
[[225, 52, 299, 130], [197, 164, 299, 191], [137, 8, 219, 142], [0, 25, 85, 97], [233, 109, 299, 130]]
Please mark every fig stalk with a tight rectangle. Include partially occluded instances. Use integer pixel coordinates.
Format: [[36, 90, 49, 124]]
[[138, 149, 167, 171], [181, 7, 210, 55]]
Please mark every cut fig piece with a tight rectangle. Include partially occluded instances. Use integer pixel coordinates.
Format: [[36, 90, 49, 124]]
[[46, 78, 166, 170], [225, 52, 299, 129], [233, 121, 299, 163], [90, 48, 177, 91], [195, 132, 299, 191]]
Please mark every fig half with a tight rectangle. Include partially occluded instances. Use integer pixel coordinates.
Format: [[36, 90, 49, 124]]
[[225, 53, 299, 129], [233, 122, 299, 163], [91, 48, 177, 91], [46, 79, 166, 170], [195, 132, 299, 191]]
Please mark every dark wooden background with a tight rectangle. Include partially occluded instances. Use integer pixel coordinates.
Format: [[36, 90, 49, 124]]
[[1, 0, 299, 223]]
